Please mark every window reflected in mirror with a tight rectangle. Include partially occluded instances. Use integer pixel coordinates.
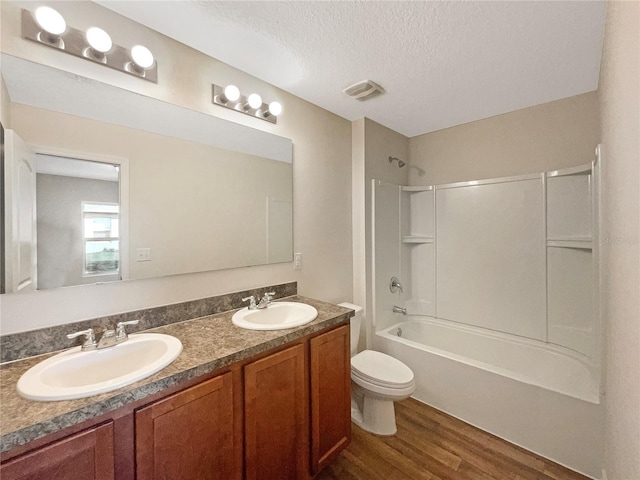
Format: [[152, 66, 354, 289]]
[[35, 155, 122, 289], [82, 202, 120, 276]]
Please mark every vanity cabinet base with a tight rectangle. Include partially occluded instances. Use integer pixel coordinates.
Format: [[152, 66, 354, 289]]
[[245, 344, 309, 480], [0, 422, 115, 480], [310, 325, 351, 475], [1, 322, 350, 480], [135, 373, 236, 480]]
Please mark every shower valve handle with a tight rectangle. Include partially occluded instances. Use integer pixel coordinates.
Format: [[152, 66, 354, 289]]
[[390, 276, 403, 294]]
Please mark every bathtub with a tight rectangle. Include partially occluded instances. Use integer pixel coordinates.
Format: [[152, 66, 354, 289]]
[[376, 318, 604, 479]]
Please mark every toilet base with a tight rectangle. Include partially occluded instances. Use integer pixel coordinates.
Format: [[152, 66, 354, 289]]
[[351, 383, 406, 436], [351, 395, 398, 436]]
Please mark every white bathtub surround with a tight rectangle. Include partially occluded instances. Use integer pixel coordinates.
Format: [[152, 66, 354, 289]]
[[377, 319, 603, 478], [374, 163, 599, 360], [371, 163, 602, 477]]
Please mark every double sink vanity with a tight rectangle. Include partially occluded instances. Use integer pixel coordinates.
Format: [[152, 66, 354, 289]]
[[0, 284, 353, 480]]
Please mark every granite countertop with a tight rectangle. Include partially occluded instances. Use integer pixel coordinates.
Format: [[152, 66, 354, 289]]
[[0, 296, 352, 454]]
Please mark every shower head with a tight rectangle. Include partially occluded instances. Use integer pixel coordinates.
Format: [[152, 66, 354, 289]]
[[388, 156, 406, 168]]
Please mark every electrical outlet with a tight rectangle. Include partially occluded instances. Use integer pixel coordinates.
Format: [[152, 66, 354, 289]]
[[136, 248, 151, 262], [293, 252, 302, 270]]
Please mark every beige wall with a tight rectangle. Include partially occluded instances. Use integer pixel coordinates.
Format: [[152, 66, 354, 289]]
[[1, 1, 352, 333], [0, 74, 10, 128], [598, 1, 640, 478], [409, 92, 600, 185], [351, 119, 366, 351], [361, 118, 409, 348]]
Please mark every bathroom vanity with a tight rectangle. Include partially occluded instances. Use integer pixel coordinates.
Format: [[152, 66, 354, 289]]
[[0, 295, 353, 480]]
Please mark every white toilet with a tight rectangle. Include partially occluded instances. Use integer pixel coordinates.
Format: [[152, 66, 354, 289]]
[[339, 302, 415, 436]]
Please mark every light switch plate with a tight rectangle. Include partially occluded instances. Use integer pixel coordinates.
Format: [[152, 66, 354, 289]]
[[136, 248, 151, 262], [293, 252, 302, 270]]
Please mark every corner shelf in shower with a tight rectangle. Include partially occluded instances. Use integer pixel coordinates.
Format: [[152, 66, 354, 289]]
[[401, 185, 433, 192], [402, 235, 434, 244], [546, 237, 593, 250]]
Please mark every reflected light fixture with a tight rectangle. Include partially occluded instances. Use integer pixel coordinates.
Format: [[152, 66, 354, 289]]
[[212, 84, 282, 124], [22, 7, 158, 83]]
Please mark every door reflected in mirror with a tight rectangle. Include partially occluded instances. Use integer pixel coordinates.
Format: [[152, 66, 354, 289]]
[[35, 155, 122, 289]]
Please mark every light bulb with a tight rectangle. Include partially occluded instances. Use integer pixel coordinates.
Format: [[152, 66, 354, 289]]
[[34, 6, 66, 35], [86, 27, 112, 53], [130, 45, 154, 69], [223, 85, 240, 102], [247, 93, 262, 109], [268, 101, 282, 116]]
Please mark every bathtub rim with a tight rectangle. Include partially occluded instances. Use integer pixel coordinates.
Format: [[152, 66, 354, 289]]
[[377, 317, 601, 405]]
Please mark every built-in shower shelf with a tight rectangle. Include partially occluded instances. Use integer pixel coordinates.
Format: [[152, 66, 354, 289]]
[[402, 235, 434, 244], [546, 163, 592, 178], [402, 185, 433, 192], [546, 237, 593, 249]]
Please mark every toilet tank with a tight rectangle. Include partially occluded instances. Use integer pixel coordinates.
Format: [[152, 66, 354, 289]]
[[338, 302, 363, 355]]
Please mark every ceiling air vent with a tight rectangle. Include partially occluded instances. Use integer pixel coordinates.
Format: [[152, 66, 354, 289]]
[[343, 80, 385, 101]]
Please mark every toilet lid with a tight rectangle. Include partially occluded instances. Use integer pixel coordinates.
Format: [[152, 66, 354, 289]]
[[351, 350, 414, 388]]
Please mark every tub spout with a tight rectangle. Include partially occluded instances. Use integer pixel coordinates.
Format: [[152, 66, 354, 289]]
[[393, 306, 407, 315]]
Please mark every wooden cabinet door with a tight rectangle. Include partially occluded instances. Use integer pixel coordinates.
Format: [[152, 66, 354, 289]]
[[244, 344, 308, 480], [310, 325, 351, 475], [0, 422, 114, 480], [135, 373, 235, 480]]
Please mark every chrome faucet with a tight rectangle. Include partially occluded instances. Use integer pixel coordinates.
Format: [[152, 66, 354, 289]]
[[257, 292, 275, 309], [98, 329, 117, 348], [67, 320, 139, 350], [392, 306, 407, 315], [242, 292, 275, 310]]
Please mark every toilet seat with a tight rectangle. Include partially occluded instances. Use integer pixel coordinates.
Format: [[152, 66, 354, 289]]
[[351, 350, 414, 389]]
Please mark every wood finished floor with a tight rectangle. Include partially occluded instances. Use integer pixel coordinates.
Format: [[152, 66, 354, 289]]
[[316, 398, 589, 480]]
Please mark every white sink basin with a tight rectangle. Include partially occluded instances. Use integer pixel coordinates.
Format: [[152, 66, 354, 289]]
[[232, 302, 318, 330], [17, 333, 183, 402]]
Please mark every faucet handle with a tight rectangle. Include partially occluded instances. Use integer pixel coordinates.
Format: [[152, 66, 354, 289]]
[[390, 276, 403, 294], [66, 328, 97, 350], [262, 292, 275, 302], [116, 320, 139, 341], [242, 296, 257, 309]]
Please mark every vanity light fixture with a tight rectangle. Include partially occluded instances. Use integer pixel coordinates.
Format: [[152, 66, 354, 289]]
[[85, 27, 112, 62], [219, 84, 240, 104], [34, 6, 66, 46], [265, 101, 283, 118], [212, 84, 282, 124], [130, 45, 155, 70], [21, 7, 158, 83], [246, 93, 263, 111]]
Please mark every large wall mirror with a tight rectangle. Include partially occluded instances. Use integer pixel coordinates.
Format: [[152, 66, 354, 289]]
[[1, 54, 293, 293]]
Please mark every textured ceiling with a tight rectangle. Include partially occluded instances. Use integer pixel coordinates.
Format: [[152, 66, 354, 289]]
[[96, 1, 607, 137]]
